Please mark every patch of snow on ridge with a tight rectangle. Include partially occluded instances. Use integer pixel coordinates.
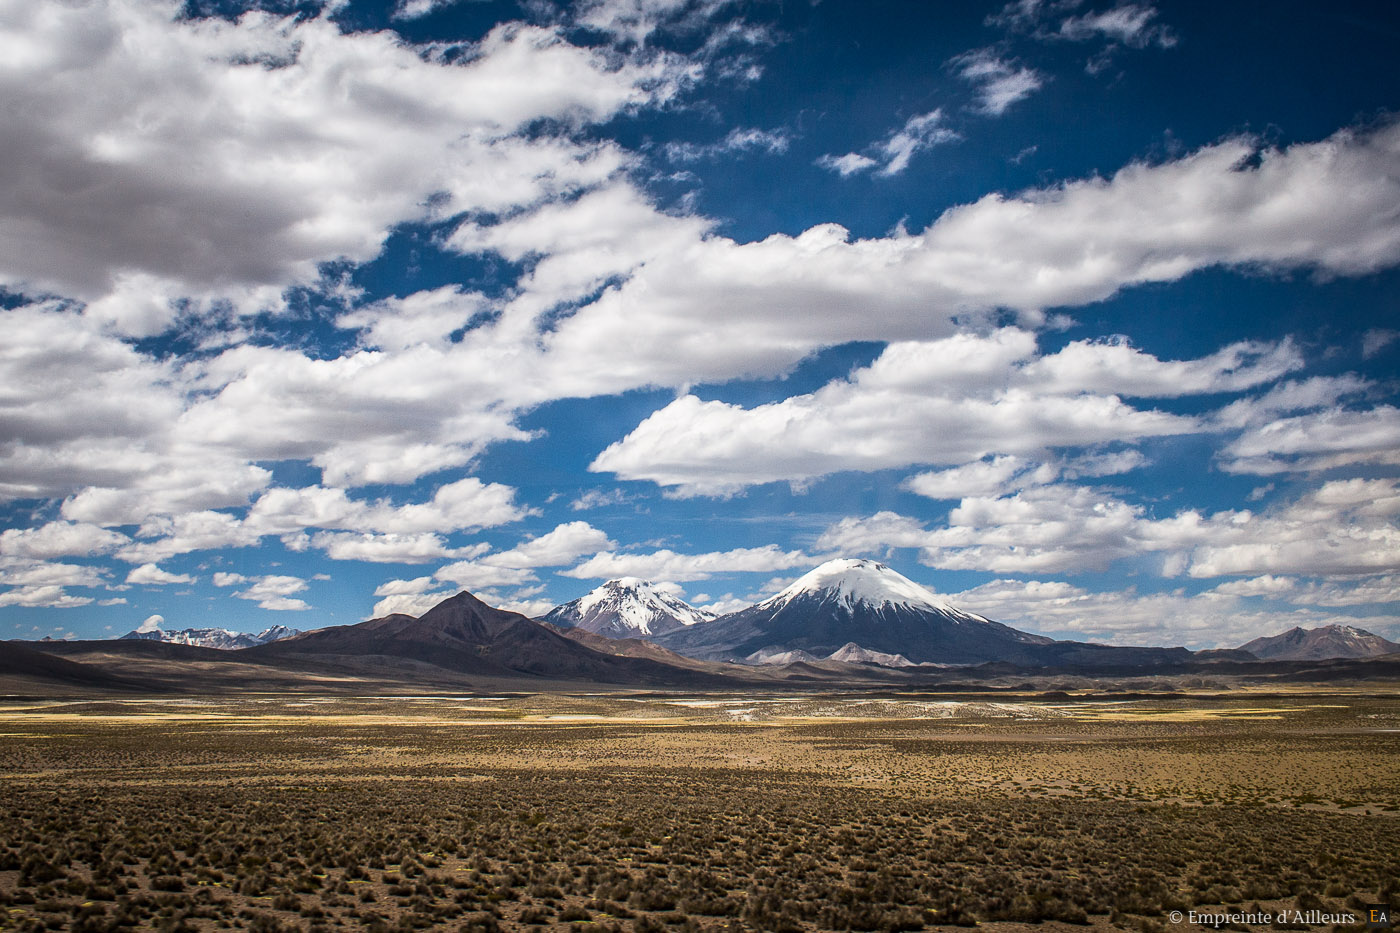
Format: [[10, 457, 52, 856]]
[[764, 558, 964, 615]]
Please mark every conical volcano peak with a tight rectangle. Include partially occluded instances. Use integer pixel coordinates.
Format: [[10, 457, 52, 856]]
[[651, 557, 1050, 665], [766, 558, 958, 614]]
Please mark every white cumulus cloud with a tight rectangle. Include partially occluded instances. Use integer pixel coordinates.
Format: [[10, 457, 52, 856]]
[[0, 0, 688, 334], [563, 545, 812, 581], [590, 330, 1292, 495], [125, 563, 196, 585]]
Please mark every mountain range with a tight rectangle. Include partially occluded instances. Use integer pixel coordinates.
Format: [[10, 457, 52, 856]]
[[5, 557, 1398, 695], [120, 624, 301, 650], [536, 561, 1399, 668], [543, 560, 1195, 670], [243, 589, 724, 686]]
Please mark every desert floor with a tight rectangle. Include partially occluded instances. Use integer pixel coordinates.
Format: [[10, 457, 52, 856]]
[[1, 690, 1396, 933]]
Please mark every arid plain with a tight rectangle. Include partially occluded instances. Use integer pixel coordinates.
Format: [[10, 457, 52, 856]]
[[1, 691, 1396, 933]]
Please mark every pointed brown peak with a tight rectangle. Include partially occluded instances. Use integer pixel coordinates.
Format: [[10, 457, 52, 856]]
[[416, 589, 534, 628]]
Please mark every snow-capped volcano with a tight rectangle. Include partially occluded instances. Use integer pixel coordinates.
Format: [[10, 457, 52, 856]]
[[760, 558, 979, 619], [541, 578, 715, 638], [654, 557, 1052, 665]]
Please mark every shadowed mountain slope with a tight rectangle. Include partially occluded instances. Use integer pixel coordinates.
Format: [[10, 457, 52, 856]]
[[0, 640, 156, 692]]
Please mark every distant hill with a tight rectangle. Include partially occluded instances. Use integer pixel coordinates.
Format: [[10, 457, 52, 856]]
[[826, 642, 916, 667], [541, 578, 714, 638], [745, 642, 915, 667], [1238, 624, 1400, 661]]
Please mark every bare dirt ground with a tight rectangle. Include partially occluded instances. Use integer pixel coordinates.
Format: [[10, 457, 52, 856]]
[[0, 691, 1396, 933]]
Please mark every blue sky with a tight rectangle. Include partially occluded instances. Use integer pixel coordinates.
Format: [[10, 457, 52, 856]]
[[2, 0, 1398, 649]]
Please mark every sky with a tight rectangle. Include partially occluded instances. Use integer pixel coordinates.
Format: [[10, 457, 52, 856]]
[[2, 0, 1399, 650]]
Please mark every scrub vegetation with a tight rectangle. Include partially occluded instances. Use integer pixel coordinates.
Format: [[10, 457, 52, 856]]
[[0, 693, 1395, 933]]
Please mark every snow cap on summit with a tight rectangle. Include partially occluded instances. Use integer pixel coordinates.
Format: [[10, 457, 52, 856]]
[[766, 558, 959, 614], [548, 577, 715, 636]]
